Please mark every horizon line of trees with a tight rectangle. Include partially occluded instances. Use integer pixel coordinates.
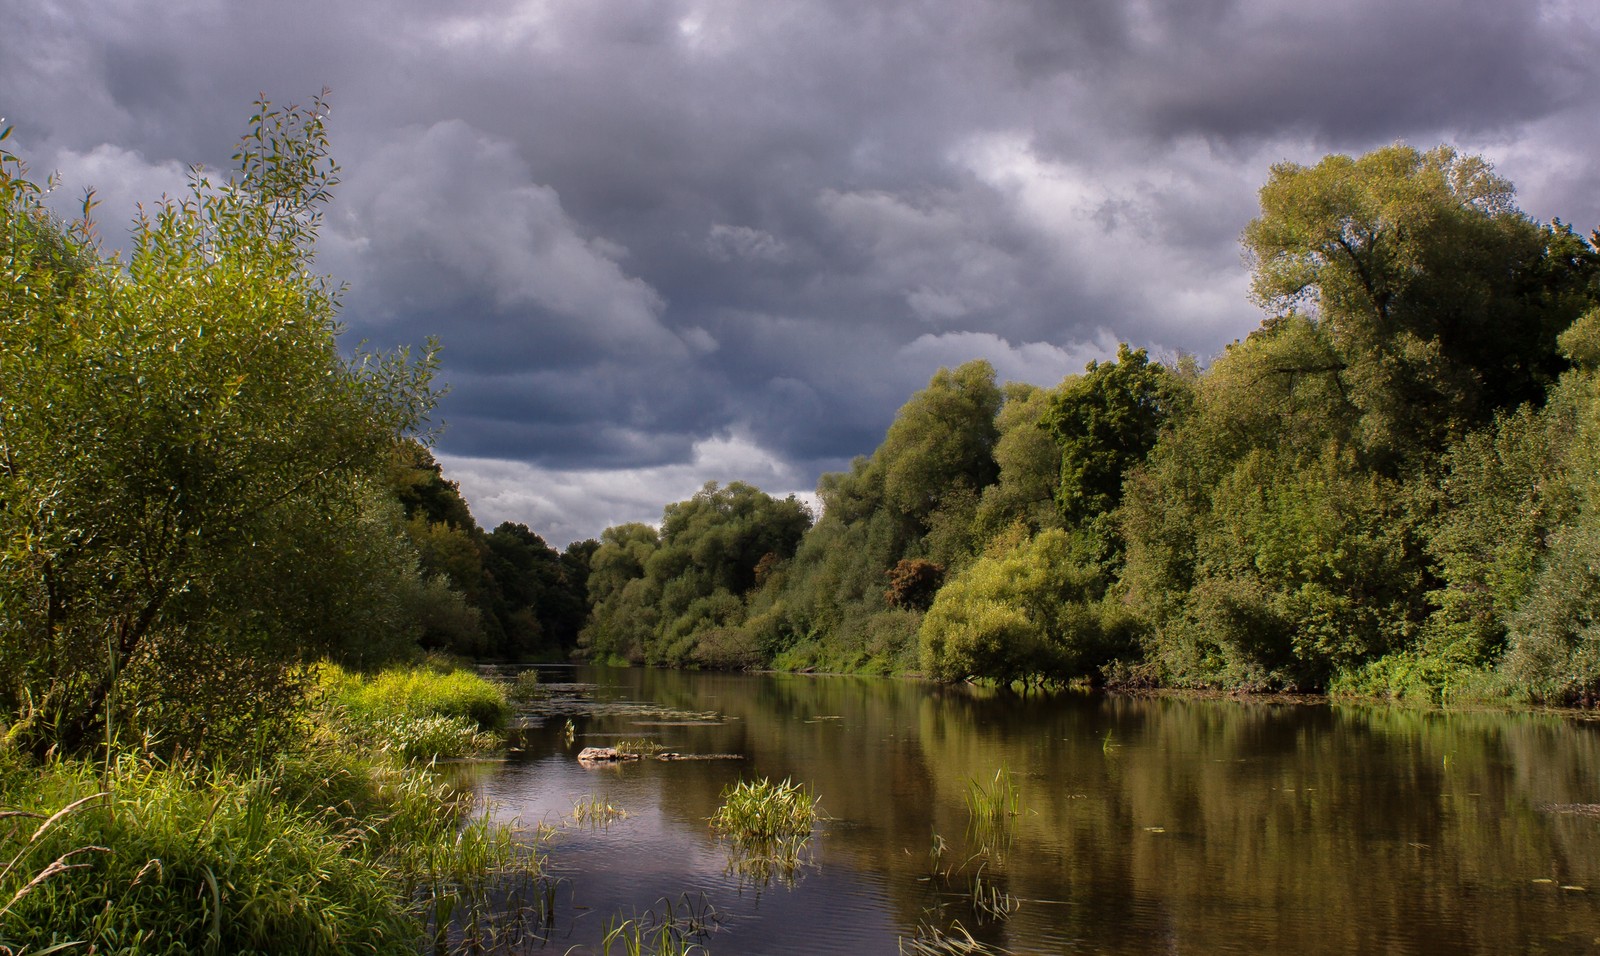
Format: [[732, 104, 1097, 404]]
[[572, 144, 1600, 706]]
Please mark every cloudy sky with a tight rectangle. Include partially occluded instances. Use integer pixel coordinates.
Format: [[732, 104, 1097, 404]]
[[5, 0, 1598, 545]]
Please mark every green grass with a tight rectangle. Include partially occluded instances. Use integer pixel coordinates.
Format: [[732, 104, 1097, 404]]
[[614, 739, 667, 758], [572, 795, 628, 828], [0, 663, 544, 956], [320, 661, 511, 733], [708, 777, 818, 844], [315, 661, 511, 761], [708, 777, 820, 887], [964, 767, 1020, 828], [506, 669, 543, 705]]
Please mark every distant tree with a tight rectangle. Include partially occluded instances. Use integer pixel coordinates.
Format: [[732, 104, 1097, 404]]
[[919, 530, 1135, 684], [873, 360, 1003, 527], [885, 558, 944, 611]]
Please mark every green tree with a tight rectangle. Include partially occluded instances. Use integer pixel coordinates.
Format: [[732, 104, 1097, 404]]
[[1042, 344, 1191, 559], [918, 530, 1135, 684], [872, 360, 1002, 527], [0, 97, 438, 756], [1243, 145, 1597, 467]]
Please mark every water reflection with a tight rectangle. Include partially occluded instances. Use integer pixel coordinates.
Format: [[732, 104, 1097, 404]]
[[469, 667, 1600, 954]]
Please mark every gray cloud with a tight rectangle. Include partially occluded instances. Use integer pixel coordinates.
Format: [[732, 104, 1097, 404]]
[[6, 0, 1598, 544]]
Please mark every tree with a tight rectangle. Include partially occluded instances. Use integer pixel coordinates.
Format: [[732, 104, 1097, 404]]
[[1042, 344, 1190, 531], [0, 96, 438, 756], [918, 530, 1134, 684], [872, 360, 1002, 526], [1243, 145, 1597, 467]]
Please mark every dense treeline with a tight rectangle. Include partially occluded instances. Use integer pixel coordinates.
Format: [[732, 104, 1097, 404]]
[[578, 145, 1600, 705], [393, 440, 594, 661]]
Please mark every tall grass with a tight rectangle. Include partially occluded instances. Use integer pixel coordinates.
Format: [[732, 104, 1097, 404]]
[[963, 767, 1020, 827], [0, 662, 544, 956], [316, 662, 510, 761], [319, 661, 511, 733]]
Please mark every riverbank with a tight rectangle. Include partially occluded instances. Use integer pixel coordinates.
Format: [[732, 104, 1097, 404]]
[[0, 661, 544, 955]]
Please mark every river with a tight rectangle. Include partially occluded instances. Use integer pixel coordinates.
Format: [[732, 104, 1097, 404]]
[[460, 666, 1600, 954]]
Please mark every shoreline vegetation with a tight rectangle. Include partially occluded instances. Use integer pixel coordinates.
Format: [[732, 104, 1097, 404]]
[[5, 94, 1600, 951]]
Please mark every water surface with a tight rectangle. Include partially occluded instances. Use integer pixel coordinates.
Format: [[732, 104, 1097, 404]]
[[469, 666, 1600, 954]]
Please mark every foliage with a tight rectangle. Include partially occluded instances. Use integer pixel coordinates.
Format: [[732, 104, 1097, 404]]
[[872, 361, 1002, 528], [1042, 344, 1190, 531], [570, 143, 1600, 701], [578, 484, 811, 666], [0, 97, 438, 758], [1243, 145, 1596, 469], [972, 382, 1067, 541], [919, 530, 1136, 684], [391, 442, 593, 660], [886, 559, 946, 611]]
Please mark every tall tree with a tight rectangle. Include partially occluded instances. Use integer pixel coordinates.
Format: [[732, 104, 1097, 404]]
[[1243, 145, 1597, 467]]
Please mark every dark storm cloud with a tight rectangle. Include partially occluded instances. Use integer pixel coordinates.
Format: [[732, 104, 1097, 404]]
[[6, 0, 1598, 542]]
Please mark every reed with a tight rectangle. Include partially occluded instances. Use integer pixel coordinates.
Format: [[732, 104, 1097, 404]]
[[899, 919, 1009, 955], [709, 777, 818, 843], [708, 777, 820, 889], [572, 795, 628, 827], [0, 744, 549, 955], [507, 670, 543, 705], [963, 767, 1021, 827], [614, 739, 666, 758], [598, 895, 718, 955]]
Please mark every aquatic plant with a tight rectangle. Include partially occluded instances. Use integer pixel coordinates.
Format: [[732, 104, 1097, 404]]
[[598, 895, 718, 956], [965, 865, 1017, 923], [899, 919, 1010, 955], [964, 766, 1021, 827], [708, 777, 820, 888], [573, 795, 628, 827], [614, 739, 667, 758], [507, 670, 543, 705], [709, 777, 818, 843]]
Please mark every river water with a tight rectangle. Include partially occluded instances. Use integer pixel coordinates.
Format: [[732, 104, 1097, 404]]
[[462, 666, 1600, 954]]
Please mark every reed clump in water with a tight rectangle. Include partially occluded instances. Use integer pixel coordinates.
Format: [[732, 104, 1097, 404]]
[[709, 777, 818, 844], [573, 795, 628, 827], [708, 777, 820, 887]]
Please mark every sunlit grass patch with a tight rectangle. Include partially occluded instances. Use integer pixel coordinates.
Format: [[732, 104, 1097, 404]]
[[963, 766, 1020, 827], [614, 739, 668, 758], [709, 777, 818, 843], [0, 750, 550, 956]]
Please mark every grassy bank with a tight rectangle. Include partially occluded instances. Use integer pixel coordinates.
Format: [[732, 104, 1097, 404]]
[[0, 662, 543, 956]]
